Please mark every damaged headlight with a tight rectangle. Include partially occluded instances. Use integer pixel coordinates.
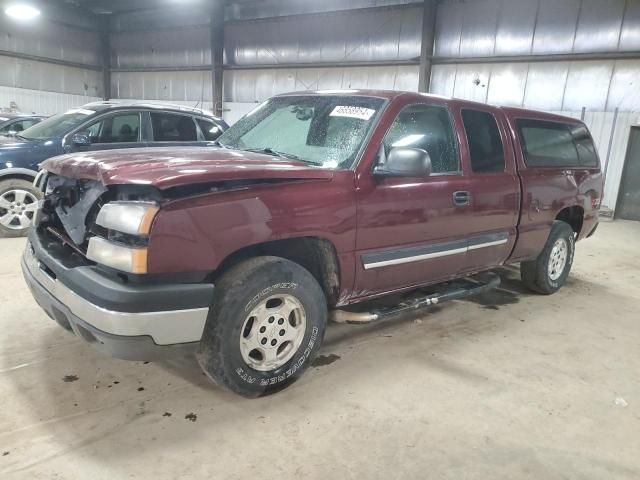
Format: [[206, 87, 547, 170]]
[[95, 202, 159, 236], [86, 202, 159, 274]]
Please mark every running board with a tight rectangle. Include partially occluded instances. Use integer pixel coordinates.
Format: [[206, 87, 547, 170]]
[[331, 272, 501, 324]]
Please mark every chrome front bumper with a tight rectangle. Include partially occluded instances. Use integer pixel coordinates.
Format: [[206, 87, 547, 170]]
[[22, 239, 213, 360]]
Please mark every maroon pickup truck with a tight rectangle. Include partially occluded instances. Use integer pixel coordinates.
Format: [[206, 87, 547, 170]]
[[22, 90, 603, 397]]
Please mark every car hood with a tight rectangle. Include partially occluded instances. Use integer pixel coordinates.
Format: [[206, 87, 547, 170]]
[[41, 147, 335, 189]]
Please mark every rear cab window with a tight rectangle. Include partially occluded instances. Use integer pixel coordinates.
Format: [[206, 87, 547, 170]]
[[461, 109, 505, 173], [517, 119, 598, 168], [151, 113, 198, 142]]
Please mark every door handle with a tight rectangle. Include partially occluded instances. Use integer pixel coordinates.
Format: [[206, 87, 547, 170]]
[[453, 191, 471, 206]]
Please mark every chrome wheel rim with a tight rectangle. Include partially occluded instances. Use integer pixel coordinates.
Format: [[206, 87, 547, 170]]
[[240, 294, 307, 372], [0, 189, 38, 231], [548, 238, 568, 281]]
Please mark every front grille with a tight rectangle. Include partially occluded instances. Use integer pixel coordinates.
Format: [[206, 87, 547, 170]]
[[39, 174, 107, 248]]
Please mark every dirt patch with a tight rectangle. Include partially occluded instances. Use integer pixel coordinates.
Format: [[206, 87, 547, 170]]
[[312, 354, 341, 367]]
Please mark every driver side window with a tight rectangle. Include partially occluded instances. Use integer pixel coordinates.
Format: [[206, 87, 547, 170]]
[[383, 104, 459, 174], [81, 113, 140, 144]]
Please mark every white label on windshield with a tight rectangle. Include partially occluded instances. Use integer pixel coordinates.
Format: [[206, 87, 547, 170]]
[[330, 106, 375, 121], [65, 108, 94, 116]]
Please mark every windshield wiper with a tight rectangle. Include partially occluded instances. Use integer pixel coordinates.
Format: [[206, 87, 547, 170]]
[[245, 147, 302, 161]]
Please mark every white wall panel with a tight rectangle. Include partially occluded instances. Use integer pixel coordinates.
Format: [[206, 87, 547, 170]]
[[458, 0, 500, 57], [606, 60, 640, 111], [573, 0, 626, 53], [436, 0, 640, 59], [486, 64, 528, 107], [619, 0, 640, 51], [451, 64, 491, 103], [0, 56, 102, 98], [432, 59, 640, 113], [562, 61, 614, 111], [0, 85, 101, 116], [0, 16, 100, 66], [111, 28, 211, 68], [226, 0, 421, 21], [111, 71, 212, 102], [494, 0, 538, 56], [522, 63, 569, 111], [225, 6, 422, 66], [224, 66, 418, 103]]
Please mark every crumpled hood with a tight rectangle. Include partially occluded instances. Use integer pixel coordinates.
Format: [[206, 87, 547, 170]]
[[41, 147, 335, 189]]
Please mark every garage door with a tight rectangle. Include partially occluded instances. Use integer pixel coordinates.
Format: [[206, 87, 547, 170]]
[[617, 127, 640, 221]]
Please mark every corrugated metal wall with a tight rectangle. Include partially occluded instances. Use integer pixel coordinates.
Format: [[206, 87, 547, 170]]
[[430, 0, 640, 211], [223, 4, 422, 102], [431, 0, 640, 112], [109, 8, 212, 105], [107, 0, 639, 211], [0, 12, 103, 112]]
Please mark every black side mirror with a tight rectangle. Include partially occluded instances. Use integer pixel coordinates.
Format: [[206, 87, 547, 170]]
[[71, 133, 91, 146], [374, 147, 432, 177]]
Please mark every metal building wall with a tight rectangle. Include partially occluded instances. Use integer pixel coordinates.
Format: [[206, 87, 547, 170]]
[[0, 12, 103, 112], [430, 0, 640, 212], [110, 2, 423, 122], [221, 3, 423, 123], [109, 9, 213, 109]]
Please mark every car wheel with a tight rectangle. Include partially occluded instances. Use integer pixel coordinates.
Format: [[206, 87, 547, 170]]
[[521, 220, 575, 295], [0, 179, 41, 238], [196, 256, 327, 397]]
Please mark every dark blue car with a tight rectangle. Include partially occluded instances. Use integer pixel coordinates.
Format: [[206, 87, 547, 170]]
[[0, 101, 228, 237], [0, 114, 46, 137]]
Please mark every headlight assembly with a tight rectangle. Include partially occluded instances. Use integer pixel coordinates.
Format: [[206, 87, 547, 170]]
[[86, 236, 148, 274], [87, 201, 159, 273], [95, 202, 159, 236]]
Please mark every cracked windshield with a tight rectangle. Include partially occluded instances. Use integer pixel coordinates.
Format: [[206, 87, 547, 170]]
[[217, 95, 385, 169]]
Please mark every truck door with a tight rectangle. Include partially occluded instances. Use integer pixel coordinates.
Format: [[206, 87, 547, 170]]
[[456, 107, 520, 273], [353, 101, 474, 298]]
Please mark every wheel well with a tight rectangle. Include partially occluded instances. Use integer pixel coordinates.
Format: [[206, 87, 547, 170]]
[[213, 237, 341, 306], [0, 173, 37, 184], [556, 206, 584, 236]]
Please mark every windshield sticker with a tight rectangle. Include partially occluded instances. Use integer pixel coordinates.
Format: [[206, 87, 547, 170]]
[[330, 106, 375, 121], [65, 108, 95, 116]]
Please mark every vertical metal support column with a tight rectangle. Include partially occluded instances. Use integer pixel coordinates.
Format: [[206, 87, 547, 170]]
[[603, 107, 619, 180], [418, 0, 438, 93], [210, 1, 225, 117], [100, 16, 111, 101]]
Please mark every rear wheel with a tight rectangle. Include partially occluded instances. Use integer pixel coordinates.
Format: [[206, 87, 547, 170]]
[[0, 179, 40, 238], [521, 221, 575, 294], [196, 256, 327, 397]]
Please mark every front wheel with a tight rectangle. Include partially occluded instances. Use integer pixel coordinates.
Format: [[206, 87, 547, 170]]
[[196, 256, 327, 397], [0, 179, 41, 238], [521, 220, 575, 295]]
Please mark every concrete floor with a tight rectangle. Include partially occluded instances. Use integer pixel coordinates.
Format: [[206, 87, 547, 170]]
[[1, 221, 639, 479]]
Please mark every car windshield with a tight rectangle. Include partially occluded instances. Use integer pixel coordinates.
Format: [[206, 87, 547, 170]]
[[217, 95, 385, 169], [20, 109, 96, 140]]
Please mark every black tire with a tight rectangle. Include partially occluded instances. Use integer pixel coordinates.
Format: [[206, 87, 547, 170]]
[[196, 256, 327, 397], [521, 221, 575, 295], [0, 178, 41, 238]]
